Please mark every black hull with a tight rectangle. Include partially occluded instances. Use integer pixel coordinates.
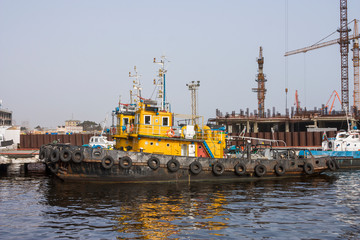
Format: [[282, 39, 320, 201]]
[[334, 157, 360, 169], [41, 144, 336, 183]]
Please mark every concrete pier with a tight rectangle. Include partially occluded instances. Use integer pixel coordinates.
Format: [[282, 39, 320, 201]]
[[0, 150, 46, 173]]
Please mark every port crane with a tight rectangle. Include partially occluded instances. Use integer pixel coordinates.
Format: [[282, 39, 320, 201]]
[[285, 0, 359, 113], [323, 90, 342, 114]]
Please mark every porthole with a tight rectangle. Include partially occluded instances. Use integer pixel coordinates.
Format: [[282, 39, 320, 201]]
[[167, 143, 170, 147], [150, 142, 154, 145]]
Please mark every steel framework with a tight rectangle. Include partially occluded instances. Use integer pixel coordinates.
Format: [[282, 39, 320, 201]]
[[252, 46, 267, 117], [353, 19, 360, 110], [339, 0, 349, 111], [187, 81, 200, 125]]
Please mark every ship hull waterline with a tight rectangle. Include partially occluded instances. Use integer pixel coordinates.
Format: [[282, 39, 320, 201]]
[[42, 145, 336, 183]]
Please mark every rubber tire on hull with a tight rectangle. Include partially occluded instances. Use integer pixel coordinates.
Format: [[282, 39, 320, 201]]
[[234, 163, 246, 176], [101, 156, 114, 169], [119, 156, 132, 169], [274, 163, 286, 176], [148, 157, 160, 170], [60, 149, 72, 162], [189, 161, 202, 175], [50, 149, 60, 163], [72, 150, 84, 163], [327, 159, 336, 171], [93, 149, 102, 158], [304, 162, 314, 175], [48, 162, 59, 173], [254, 164, 267, 177], [39, 149, 46, 160], [212, 162, 225, 176], [167, 159, 180, 172]]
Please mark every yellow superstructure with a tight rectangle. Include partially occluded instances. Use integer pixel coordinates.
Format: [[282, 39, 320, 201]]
[[112, 101, 226, 158]]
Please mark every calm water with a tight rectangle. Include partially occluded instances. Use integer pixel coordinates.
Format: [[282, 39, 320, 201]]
[[0, 170, 360, 239]]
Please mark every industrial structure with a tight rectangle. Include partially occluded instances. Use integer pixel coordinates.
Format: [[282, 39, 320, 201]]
[[210, 0, 360, 147], [187, 81, 200, 125], [285, 1, 359, 112], [252, 47, 267, 118]]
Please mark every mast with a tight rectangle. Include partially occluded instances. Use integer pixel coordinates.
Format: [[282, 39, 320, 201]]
[[154, 56, 170, 111]]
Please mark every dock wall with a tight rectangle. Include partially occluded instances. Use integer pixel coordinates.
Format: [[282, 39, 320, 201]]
[[19, 132, 334, 149], [227, 131, 336, 147], [19, 134, 113, 149]]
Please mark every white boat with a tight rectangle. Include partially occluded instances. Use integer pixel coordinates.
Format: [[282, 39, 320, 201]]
[[322, 130, 360, 151], [88, 135, 114, 149]]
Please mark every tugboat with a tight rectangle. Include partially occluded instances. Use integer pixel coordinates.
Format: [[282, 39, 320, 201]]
[[40, 57, 338, 182]]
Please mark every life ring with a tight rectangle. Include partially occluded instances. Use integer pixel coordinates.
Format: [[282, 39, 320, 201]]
[[167, 128, 175, 137], [148, 156, 160, 170], [189, 161, 202, 175], [50, 149, 60, 163], [303, 162, 314, 175], [60, 149, 72, 162], [72, 149, 84, 163], [254, 164, 267, 177], [167, 158, 180, 172], [212, 162, 225, 176], [327, 159, 336, 171], [101, 156, 114, 169], [274, 163, 286, 176], [129, 124, 134, 132], [234, 162, 246, 176], [119, 156, 132, 169]]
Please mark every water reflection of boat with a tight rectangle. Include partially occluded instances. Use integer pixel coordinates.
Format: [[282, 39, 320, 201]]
[[42, 175, 338, 239], [40, 57, 337, 182]]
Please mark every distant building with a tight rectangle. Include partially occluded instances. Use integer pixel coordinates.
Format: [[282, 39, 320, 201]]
[[0, 109, 12, 126], [57, 120, 83, 133]]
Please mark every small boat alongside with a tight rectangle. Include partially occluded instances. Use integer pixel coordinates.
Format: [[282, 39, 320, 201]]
[[304, 130, 360, 169]]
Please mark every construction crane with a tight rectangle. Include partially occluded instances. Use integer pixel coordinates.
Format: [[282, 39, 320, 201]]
[[295, 90, 300, 113], [252, 46, 267, 118], [323, 90, 342, 114], [353, 19, 360, 110], [285, 0, 359, 113]]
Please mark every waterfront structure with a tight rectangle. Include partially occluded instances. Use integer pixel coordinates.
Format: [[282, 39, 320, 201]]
[[57, 120, 83, 134]]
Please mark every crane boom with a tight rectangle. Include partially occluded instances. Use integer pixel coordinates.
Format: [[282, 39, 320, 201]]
[[284, 34, 359, 56]]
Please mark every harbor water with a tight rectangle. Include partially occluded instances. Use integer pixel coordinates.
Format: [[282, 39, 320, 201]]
[[0, 171, 360, 239]]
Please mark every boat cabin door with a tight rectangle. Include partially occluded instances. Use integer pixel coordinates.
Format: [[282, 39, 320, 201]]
[[181, 144, 187, 156], [189, 144, 196, 157], [181, 144, 196, 156]]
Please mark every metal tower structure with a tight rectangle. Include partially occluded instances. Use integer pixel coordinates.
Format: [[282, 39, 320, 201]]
[[154, 56, 170, 111], [353, 19, 360, 110], [186, 81, 200, 125], [129, 66, 142, 105], [339, 0, 349, 112], [252, 46, 267, 117]]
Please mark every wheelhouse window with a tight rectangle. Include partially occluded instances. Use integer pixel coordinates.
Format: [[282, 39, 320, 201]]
[[144, 115, 151, 125], [123, 117, 129, 126], [162, 117, 169, 126]]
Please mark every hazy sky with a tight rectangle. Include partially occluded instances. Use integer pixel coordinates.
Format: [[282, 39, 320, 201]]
[[0, 0, 359, 128]]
